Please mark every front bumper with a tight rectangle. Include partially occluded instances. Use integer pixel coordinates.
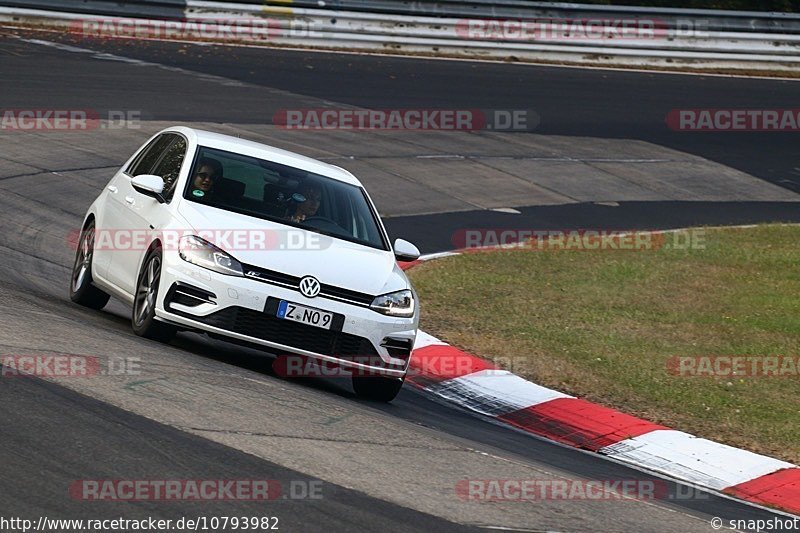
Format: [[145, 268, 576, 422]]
[[155, 252, 418, 378]]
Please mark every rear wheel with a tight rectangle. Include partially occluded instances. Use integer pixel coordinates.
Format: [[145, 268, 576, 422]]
[[69, 221, 110, 310], [132, 248, 176, 342], [352, 375, 404, 402]]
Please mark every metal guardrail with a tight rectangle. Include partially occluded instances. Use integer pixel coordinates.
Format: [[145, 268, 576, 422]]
[[208, 0, 800, 34], [0, 0, 185, 18], [188, 1, 800, 67], [1, 0, 799, 71], [4, 0, 800, 33]]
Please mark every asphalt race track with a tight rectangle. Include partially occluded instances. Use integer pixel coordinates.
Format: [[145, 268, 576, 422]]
[[0, 27, 798, 531]]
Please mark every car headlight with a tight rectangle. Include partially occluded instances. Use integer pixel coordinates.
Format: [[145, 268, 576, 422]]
[[370, 289, 415, 317], [179, 235, 243, 277]]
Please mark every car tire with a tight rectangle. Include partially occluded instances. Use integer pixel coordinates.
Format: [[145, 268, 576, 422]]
[[69, 221, 111, 310], [132, 247, 176, 343], [352, 375, 404, 402]]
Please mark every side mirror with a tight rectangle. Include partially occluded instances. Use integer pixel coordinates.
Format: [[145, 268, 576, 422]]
[[131, 174, 166, 203], [394, 238, 420, 262]]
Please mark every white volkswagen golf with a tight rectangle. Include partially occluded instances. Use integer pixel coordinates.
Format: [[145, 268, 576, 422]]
[[70, 127, 420, 401]]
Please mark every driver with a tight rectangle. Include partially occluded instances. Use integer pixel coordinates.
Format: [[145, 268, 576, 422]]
[[190, 157, 223, 199], [289, 181, 322, 223]]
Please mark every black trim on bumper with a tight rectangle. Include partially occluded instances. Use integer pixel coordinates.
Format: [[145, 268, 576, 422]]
[[164, 282, 217, 310], [170, 301, 394, 364]]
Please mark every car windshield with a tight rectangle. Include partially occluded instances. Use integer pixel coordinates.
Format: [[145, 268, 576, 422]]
[[184, 146, 388, 250]]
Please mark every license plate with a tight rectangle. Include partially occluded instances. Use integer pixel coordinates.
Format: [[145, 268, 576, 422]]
[[277, 300, 334, 330]]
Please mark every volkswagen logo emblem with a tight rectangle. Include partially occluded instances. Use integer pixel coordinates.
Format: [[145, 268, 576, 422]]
[[299, 276, 321, 298]]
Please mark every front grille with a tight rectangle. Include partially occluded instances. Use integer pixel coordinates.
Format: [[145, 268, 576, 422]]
[[242, 263, 374, 305], [243, 265, 300, 287], [183, 304, 380, 360], [319, 284, 374, 305]]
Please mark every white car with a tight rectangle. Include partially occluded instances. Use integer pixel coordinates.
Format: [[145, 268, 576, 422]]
[[70, 127, 420, 401]]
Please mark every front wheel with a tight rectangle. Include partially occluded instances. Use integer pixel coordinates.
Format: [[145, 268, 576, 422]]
[[352, 375, 404, 402], [69, 221, 110, 310], [132, 248, 176, 343]]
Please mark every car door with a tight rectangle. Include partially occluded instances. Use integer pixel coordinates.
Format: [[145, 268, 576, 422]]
[[93, 134, 171, 281], [105, 133, 186, 295]]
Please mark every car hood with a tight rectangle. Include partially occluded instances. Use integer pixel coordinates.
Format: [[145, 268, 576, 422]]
[[176, 200, 408, 296]]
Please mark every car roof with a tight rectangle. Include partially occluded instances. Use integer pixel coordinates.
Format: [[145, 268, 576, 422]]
[[164, 126, 362, 187]]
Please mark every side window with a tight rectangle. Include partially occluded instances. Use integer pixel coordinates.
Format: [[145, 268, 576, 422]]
[[152, 136, 187, 202], [127, 134, 173, 177]]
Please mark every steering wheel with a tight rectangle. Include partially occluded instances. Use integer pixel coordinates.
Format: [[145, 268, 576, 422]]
[[303, 215, 337, 225], [302, 215, 345, 232]]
